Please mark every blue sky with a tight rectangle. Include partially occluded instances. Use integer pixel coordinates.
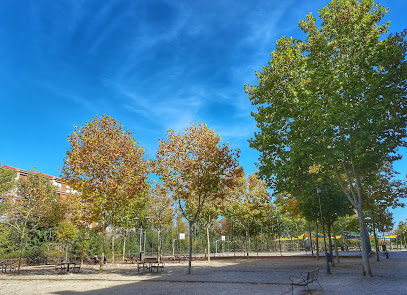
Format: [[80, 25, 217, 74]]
[[1, 0, 406, 226]]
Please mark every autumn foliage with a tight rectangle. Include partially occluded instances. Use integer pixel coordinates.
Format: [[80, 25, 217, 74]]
[[154, 122, 242, 273], [62, 115, 150, 272]]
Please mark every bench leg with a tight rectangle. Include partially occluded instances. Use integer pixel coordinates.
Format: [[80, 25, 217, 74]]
[[316, 280, 323, 291]]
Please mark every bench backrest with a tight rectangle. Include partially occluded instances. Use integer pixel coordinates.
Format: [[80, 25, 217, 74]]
[[306, 269, 319, 282]]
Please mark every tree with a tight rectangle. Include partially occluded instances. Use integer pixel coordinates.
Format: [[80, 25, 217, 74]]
[[215, 218, 233, 237], [246, 0, 407, 276], [395, 220, 407, 248], [62, 115, 150, 272], [199, 192, 227, 261], [154, 122, 242, 273], [55, 221, 78, 262], [0, 170, 63, 273], [223, 172, 271, 256], [273, 164, 353, 262], [364, 163, 406, 260], [147, 183, 175, 262]]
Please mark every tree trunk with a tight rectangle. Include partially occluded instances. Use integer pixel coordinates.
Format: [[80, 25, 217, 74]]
[[46, 233, 50, 265], [99, 228, 106, 273], [206, 226, 211, 262], [334, 165, 372, 276], [374, 229, 380, 262], [17, 232, 25, 274], [112, 234, 115, 264], [333, 227, 339, 264], [80, 230, 85, 266], [157, 230, 161, 262], [309, 223, 314, 257], [246, 230, 249, 258], [372, 217, 380, 262], [327, 224, 334, 267], [187, 221, 193, 274], [122, 232, 126, 261], [356, 207, 372, 276]]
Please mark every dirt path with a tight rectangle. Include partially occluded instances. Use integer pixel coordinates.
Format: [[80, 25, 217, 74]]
[[1, 251, 406, 294]]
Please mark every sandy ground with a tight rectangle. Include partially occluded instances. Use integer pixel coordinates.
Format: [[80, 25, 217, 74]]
[[1, 251, 406, 295]]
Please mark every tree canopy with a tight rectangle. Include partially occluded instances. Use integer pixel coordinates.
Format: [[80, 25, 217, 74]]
[[154, 122, 242, 273], [246, 0, 407, 276], [62, 115, 150, 272]]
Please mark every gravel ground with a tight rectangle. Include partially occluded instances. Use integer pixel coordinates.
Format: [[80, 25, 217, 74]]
[[1, 251, 406, 295]]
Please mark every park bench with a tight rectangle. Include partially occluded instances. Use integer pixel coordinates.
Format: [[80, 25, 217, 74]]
[[289, 268, 322, 295], [1, 260, 17, 273]]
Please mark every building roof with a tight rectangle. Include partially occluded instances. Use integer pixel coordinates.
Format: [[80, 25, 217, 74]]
[[1, 164, 62, 181]]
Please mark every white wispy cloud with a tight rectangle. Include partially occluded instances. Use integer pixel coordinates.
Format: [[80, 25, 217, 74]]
[[115, 83, 202, 132]]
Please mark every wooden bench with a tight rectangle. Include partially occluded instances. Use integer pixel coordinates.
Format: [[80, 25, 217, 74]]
[[289, 268, 322, 295]]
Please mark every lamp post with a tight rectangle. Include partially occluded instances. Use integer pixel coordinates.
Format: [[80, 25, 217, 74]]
[[316, 187, 331, 274]]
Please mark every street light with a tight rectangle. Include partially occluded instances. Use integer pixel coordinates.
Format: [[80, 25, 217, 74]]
[[315, 187, 331, 275]]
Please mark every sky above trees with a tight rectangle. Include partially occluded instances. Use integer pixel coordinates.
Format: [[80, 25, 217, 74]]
[[1, 0, 406, 223]]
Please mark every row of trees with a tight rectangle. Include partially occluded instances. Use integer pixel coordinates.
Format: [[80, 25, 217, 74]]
[[1, 116, 271, 274], [1, 163, 402, 269], [0, 137, 405, 274]]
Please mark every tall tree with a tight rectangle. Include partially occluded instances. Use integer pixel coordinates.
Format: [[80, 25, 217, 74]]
[[246, 0, 407, 276], [62, 115, 150, 273], [154, 122, 242, 274], [0, 170, 63, 273]]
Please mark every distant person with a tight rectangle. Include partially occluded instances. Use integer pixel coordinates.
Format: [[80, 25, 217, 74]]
[[93, 254, 99, 264], [104, 255, 107, 264]]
